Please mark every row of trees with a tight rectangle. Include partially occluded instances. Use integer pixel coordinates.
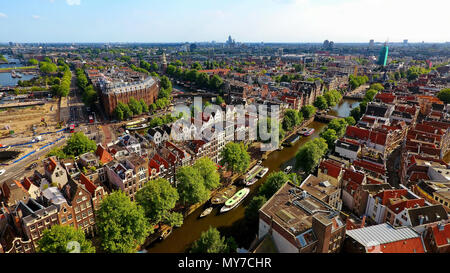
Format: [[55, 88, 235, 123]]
[[350, 83, 384, 122], [349, 75, 369, 90], [38, 156, 222, 253], [166, 65, 224, 92], [75, 68, 97, 107], [219, 142, 251, 175], [48, 132, 97, 159], [113, 98, 150, 121], [314, 89, 343, 110]]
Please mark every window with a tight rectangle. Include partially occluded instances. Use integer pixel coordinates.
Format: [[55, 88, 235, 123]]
[[74, 206, 80, 213], [76, 215, 81, 221], [81, 203, 86, 210], [89, 218, 94, 224], [82, 196, 87, 201], [82, 212, 87, 219], [30, 225, 35, 230], [37, 222, 43, 227], [68, 214, 73, 220], [86, 202, 91, 208], [45, 219, 50, 224], [61, 217, 67, 224], [88, 209, 93, 216]]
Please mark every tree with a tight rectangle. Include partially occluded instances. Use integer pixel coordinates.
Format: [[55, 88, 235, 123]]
[[28, 58, 39, 65], [193, 157, 220, 190], [295, 138, 328, 173], [190, 227, 228, 253], [314, 96, 328, 110], [437, 88, 450, 104], [320, 129, 338, 150], [140, 99, 149, 113], [114, 105, 124, 121], [216, 96, 225, 105], [39, 62, 57, 74], [364, 89, 378, 102], [209, 74, 223, 91], [135, 178, 180, 226], [81, 85, 97, 107], [350, 106, 362, 122], [328, 118, 348, 137], [115, 101, 133, 120], [245, 195, 267, 225], [345, 116, 356, 126], [282, 109, 301, 131], [176, 166, 210, 205], [37, 225, 95, 253], [197, 73, 210, 88], [160, 76, 172, 93], [323, 90, 342, 107], [301, 105, 316, 119], [96, 191, 151, 253], [128, 97, 143, 116], [259, 171, 290, 199], [220, 142, 250, 175], [370, 83, 385, 91], [63, 132, 96, 157]]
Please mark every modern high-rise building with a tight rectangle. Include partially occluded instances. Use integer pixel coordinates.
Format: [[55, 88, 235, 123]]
[[377, 43, 389, 66], [403, 39, 408, 45], [369, 39, 374, 47]]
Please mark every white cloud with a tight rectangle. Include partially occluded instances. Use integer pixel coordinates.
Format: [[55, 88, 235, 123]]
[[0, 12, 7, 18], [32, 15, 41, 20], [66, 0, 81, 6]]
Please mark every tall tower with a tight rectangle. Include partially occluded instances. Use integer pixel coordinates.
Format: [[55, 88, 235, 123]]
[[161, 52, 167, 72], [377, 42, 389, 66]]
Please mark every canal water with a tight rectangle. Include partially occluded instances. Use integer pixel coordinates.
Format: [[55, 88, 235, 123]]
[[146, 98, 358, 253], [0, 55, 35, 87]]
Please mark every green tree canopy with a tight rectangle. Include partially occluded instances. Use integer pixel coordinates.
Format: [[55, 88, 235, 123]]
[[282, 109, 302, 131], [219, 142, 250, 175], [193, 157, 220, 190], [437, 88, 450, 104], [320, 129, 338, 150], [301, 105, 316, 119], [295, 138, 328, 173], [259, 171, 290, 199], [37, 225, 95, 253], [135, 178, 180, 226], [63, 132, 96, 157], [245, 195, 267, 225], [128, 97, 143, 116], [323, 89, 342, 107], [314, 96, 329, 110], [96, 191, 152, 253], [327, 118, 348, 137], [190, 227, 228, 253], [176, 166, 210, 205]]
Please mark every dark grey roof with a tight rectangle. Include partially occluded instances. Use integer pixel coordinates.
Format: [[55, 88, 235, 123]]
[[336, 139, 360, 152], [407, 204, 449, 227]]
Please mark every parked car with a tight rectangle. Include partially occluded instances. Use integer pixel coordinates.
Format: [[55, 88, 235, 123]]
[[0, 169, 6, 176]]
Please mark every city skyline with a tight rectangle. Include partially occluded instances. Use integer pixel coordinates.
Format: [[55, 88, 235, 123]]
[[0, 0, 449, 43]]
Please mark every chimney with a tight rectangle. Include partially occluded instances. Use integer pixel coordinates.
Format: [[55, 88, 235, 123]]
[[361, 215, 366, 228]]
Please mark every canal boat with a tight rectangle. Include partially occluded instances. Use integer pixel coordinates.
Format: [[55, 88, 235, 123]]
[[244, 164, 263, 184], [245, 177, 258, 186], [299, 128, 315, 136], [283, 134, 301, 146], [159, 225, 173, 240], [284, 165, 293, 174], [210, 185, 237, 205], [220, 188, 250, 213], [199, 207, 213, 218], [256, 167, 269, 179]]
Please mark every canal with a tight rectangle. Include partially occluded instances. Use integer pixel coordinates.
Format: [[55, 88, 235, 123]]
[[0, 55, 35, 87], [146, 97, 359, 253]]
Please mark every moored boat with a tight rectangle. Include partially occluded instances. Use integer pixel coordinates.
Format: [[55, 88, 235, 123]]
[[210, 185, 237, 205], [220, 188, 250, 213], [245, 178, 258, 186], [299, 127, 315, 136], [256, 167, 269, 179], [200, 207, 213, 218], [284, 165, 293, 174]]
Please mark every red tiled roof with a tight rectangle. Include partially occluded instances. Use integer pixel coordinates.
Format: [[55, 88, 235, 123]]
[[79, 173, 97, 195], [375, 189, 408, 205], [96, 144, 113, 164], [319, 160, 342, 179], [370, 238, 425, 253], [353, 160, 386, 175], [343, 169, 365, 184], [431, 223, 450, 247]]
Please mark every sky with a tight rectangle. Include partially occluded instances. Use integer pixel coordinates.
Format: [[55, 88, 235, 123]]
[[0, 0, 449, 43]]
